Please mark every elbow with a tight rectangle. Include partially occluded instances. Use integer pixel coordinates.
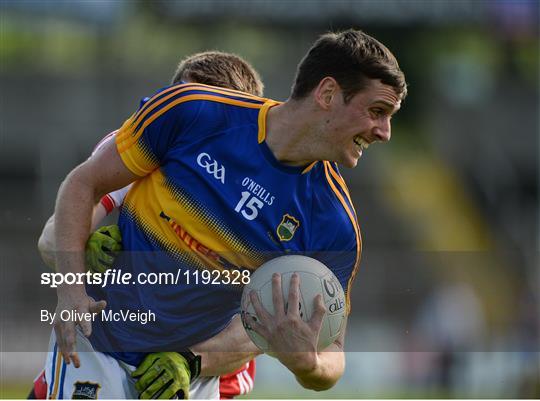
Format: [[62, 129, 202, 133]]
[[37, 233, 45, 253], [61, 163, 103, 204], [300, 376, 341, 392], [37, 234, 56, 271], [37, 216, 55, 256], [296, 350, 345, 392], [37, 216, 57, 270], [37, 232, 50, 257], [296, 369, 343, 392], [314, 376, 340, 391], [313, 384, 336, 392]]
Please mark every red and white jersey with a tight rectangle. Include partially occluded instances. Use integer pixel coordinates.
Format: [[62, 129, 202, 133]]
[[33, 359, 256, 399], [32, 370, 47, 399], [219, 361, 256, 399], [92, 130, 132, 215], [100, 186, 131, 215]]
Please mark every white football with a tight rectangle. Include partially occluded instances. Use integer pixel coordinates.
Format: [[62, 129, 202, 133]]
[[240, 255, 346, 352]]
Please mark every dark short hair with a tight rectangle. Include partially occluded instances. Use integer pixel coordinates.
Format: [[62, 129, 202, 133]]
[[171, 51, 264, 97], [291, 29, 407, 102]]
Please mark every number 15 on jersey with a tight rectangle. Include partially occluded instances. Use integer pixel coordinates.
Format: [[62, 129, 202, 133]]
[[234, 192, 264, 221]]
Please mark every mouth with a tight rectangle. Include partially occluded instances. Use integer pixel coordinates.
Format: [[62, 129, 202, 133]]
[[353, 136, 370, 153]]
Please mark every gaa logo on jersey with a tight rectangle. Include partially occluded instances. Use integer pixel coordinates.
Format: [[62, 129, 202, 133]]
[[197, 152, 226, 184], [277, 214, 300, 241], [72, 381, 100, 399]]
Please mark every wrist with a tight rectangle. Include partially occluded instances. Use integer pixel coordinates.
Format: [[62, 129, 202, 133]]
[[177, 350, 201, 381], [281, 351, 320, 377], [57, 283, 87, 298]]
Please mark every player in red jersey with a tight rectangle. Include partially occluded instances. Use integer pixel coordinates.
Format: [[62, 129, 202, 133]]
[[31, 360, 255, 399], [219, 362, 256, 399], [32, 51, 261, 399]]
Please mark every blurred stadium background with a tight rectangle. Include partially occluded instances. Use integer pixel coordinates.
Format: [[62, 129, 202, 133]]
[[1, 0, 538, 398]]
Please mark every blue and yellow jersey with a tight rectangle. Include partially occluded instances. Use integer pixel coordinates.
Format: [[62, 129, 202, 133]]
[[88, 83, 361, 365]]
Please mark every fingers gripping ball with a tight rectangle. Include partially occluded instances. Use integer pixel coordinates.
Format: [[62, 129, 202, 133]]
[[240, 255, 346, 352], [85, 224, 123, 273], [132, 352, 191, 399]]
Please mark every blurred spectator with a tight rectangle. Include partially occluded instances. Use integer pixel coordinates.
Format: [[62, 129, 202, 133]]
[[406, 283, 486, 396]]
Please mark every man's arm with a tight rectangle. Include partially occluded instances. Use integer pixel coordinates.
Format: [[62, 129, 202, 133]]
[[53, 138, 139, 366], [293, 324, 346, 391], [246, 273, 346, 391], [130, 315, 262, 399], [37, 215, 57, 270], [191, 314, 263, 376], [38, 204, 108, 270]]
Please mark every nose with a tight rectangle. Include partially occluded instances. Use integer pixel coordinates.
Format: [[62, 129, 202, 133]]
[[372, 117, 391, 142]]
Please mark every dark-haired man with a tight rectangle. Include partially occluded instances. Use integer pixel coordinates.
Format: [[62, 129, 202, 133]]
[[49, 29, 406, 398]]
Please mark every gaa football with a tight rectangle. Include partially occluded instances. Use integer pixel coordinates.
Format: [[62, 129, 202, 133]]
[[240, 255, 346, 352]]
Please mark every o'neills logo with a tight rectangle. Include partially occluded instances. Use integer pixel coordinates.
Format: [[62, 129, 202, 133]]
[[277, 214, 300, 241], [159, 211, 236, 269]]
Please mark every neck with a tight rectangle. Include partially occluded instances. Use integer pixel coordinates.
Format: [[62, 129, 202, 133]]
[[265, 99, 320, 167]]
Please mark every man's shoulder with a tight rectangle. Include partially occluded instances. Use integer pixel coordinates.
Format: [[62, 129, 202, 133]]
[[137, 83, 270, 132], [307, 162, 352, 201], [146, 83, 269, 111], [307, 161, 357, 228]]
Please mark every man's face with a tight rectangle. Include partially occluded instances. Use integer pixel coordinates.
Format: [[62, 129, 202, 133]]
[[323, 79, 401, 168]]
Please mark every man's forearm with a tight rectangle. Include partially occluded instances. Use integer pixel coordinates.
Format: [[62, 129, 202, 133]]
[[197, 350, 259, 377], [291, 322, 347, 391], [50, 139, 137, 365], [293, 343, 345, 391], [191, 315, 262, 376], [38, 215, 57, 270], [38, 203, 110, 271], [54, 166, 98, 279]]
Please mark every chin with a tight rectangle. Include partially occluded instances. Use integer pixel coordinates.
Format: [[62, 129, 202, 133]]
[[341, 157, 359, 168]]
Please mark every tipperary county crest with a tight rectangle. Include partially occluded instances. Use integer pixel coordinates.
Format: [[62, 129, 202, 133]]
[[72, 382, 100, 399], [277, 214, 300, 241]]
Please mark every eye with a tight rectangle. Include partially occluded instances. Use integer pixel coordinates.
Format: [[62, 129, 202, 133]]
[[371, 108, 385, 118]]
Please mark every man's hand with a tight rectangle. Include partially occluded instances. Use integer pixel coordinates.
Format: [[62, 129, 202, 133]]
[[85, 225, 122, 273], [245, 273, 326, 374], [132, 352, 191, 399], [53, 288, 106, 368]]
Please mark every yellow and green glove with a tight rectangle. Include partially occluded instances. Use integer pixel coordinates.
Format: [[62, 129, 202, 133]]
[[132, 352, 192, 399], [86, 228, 198, 399], [85, 224, 122, 273]]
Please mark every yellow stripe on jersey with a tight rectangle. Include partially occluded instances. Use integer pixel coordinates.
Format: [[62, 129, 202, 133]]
[[49, 351, 62, 399], [118, 94, 265, 153], [301, 161, 318, 174], [116, 94, 267, 176], [326, 162, 362, 307], [128, 85, 266, 139], [323, 161, 361, 315], [326, 162, 361, 239], [131, 83, 266, 125], [123, 170, 266, 272], [177, 83, 268, 101], [117, 143, 159, 177], [257, 100, 280, 143]]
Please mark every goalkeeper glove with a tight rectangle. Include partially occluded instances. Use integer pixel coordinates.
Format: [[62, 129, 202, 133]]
[[132, 352, 192, 399], [85, 224, 122, 273]]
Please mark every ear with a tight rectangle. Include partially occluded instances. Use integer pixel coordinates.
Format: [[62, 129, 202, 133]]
[[313, 77, 339, 110]]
